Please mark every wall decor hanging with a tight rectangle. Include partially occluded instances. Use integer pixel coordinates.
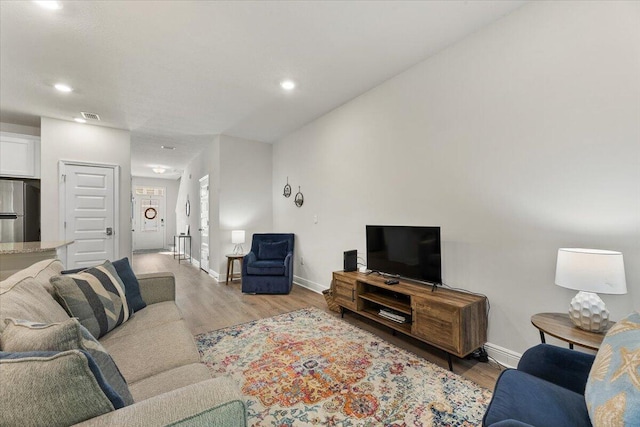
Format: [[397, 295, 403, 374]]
[[186, 196, 190, 217], [294, 186, 304, 207], [283, 177, 291, 198]]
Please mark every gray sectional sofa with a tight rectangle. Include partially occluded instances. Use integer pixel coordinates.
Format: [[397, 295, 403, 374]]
[[0, 259, 246, 426]]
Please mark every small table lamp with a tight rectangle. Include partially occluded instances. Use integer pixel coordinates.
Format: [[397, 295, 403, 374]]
[[232, 230, 245, 255], [555, 248, 627, 332]]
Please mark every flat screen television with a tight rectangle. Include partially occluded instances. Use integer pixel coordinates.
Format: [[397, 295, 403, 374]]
[[366, 225, 441, 286]]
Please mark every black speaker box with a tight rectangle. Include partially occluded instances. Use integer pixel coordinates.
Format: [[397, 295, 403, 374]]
[[343, 250, 357, 272]]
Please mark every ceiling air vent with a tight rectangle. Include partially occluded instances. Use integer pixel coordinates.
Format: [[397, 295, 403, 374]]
[[81, 112, 101, 121]]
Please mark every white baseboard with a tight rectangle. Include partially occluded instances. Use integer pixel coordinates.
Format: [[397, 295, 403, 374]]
[[190, 257, 200, 269], [209, 269, 220, 281], [484, 342, 521, 369], [293, 275, 325, 294]]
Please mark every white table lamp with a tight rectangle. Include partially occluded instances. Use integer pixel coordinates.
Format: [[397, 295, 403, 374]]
[[555, 248, 627, 332], [232, 230, 245, 255]]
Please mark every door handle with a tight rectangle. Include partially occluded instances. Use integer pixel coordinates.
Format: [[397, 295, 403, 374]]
[[106, 227, 113, 236]]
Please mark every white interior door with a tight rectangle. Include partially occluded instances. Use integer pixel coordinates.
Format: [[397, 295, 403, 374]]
[[62, 163, 118, 268], [132, 187, 166, 251], [199, 175, 209, 272]]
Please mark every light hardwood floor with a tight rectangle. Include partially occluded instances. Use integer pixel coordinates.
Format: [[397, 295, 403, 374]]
[[132, 252, 502, 390]]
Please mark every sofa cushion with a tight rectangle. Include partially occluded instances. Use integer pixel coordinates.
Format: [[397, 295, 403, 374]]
[[0, 276, 70, 334], [2, 318, 133, 405], [129, 363, 211, 402], [483, 369, 591, 427], [72, 377, 245, 427], [63, 257, 146, 312], [101, 319, 200, 383], [99, 301, 182, 342], [51, 260, 131, 339], [0, 258, 63, 296], [0, 350, 123, 426], [585, 311, 640, 426], [247, 260, 286, 275], [258, 240, 288, 260]]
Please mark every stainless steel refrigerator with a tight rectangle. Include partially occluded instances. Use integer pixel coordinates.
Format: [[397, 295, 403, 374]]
[[0, 179, 40, 242]]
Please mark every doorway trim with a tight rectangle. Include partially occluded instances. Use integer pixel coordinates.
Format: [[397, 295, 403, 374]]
[[59, 160, 120, 265], [199, 174, 210, 274]]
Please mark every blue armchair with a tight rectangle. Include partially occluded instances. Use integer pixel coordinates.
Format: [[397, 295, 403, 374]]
[[241, 233, 294, 294], [483, 344, 594, 427]]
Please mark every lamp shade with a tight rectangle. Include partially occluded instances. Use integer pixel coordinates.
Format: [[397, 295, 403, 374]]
[[231, 230, 245, 244], [555, 248, 627, 295]]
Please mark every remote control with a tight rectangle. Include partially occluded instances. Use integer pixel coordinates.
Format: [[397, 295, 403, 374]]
[[384, 279, 399, 285]]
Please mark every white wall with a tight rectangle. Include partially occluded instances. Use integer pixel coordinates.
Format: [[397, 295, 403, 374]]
[[41, 117, 132, 261], [132, 176, 180, 248], [176, 143, 213, 266], [272, 1, 640, 356], [175, 135, 273, 278], [218, 135, 273, 271]]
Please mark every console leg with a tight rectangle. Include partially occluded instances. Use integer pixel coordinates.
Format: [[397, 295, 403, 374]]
[[447, 353, 453, 372], [340, 307, 344, 319]]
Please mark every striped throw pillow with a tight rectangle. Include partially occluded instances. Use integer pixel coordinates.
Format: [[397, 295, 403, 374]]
[[50, 261, 132, 339]]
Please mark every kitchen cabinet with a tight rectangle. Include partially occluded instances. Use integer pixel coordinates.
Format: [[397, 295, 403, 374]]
[[0, 132, 41, 178]]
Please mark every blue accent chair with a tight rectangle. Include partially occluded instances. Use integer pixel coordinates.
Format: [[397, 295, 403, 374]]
[[241, 233, 294, 294], [483, 344, 595, 427]]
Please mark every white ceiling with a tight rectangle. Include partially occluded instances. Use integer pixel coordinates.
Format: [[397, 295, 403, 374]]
[[0, 0, 526, 179]]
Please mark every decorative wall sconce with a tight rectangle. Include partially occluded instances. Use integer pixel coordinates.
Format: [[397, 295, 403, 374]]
[[283, 177, 291, 198], [294, 186, 304, 207]]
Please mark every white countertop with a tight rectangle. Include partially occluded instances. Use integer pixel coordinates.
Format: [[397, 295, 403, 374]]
[[0, 241, 74, 255]]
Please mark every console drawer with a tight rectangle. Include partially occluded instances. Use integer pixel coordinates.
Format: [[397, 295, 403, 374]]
[[333, 278, 357, 310], [412, 296, 460, 354]]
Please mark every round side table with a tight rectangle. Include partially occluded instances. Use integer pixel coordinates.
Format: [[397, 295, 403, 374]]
[[531, 312, 614, 351]]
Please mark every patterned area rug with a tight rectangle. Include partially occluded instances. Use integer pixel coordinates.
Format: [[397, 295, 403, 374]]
[[196, 307, 491, 426]]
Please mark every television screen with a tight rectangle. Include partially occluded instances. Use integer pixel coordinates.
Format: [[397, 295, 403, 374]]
[[366, 225, 441, 285]]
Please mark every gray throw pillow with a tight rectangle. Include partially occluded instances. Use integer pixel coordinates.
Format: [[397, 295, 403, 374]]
[[0, 350, 121, 426], [50, 260, 132, 338], [2, 318, 134, 405]]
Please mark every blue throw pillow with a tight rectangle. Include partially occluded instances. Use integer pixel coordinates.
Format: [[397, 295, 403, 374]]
[[62, 257, 146, 312], [585, 311, 640, 426], [112, 258, 146, 312], [258, 240, 289, 260]]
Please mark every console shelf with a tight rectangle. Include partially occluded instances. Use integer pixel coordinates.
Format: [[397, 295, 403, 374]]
[[332, 270, 487, 370], [360, 307, 412, 334], [359, 292, 412, 315]]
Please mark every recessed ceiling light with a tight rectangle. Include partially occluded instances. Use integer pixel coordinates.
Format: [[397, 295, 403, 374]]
[[161, 145, 176, 150], [280, 80, 296, 91], [54, 83, 73, 93], [152, 168, 166, 174], [34, 1, 63, 10], [74, 117, 86, 123]]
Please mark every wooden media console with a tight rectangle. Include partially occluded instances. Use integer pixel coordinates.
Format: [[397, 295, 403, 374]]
[[333, 270, 488, 370]]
